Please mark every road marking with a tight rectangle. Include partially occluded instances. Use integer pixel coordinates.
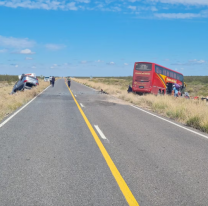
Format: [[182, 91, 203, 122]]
[[75, 95, 77, 97], [66, 83, 139, 206], [0, 85, 51, 128], [131, 105, 208, 140], [94, 125, 107, 140], [80, 103, 84, 108]]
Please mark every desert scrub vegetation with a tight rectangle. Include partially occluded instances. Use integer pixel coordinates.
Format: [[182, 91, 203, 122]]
[[184, 76, 208, 97], [0, 79, 49, 122], [74, 77, 208, 133], [0, 75, 19, 83]]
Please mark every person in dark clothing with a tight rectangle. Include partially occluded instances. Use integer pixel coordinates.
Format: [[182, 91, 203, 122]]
[[51, 76, 55, 87], [127, 85, 132, 93], [67, 77, 71, 88]]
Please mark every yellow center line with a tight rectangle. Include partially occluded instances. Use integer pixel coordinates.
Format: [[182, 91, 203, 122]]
[[66, 82, 139, 206]]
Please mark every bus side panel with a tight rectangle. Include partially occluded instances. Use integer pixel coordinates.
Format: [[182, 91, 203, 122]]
[[152, 72, 166, 94]]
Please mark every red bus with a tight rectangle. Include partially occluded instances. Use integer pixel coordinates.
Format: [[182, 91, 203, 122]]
[[132, 62, 184, 95]]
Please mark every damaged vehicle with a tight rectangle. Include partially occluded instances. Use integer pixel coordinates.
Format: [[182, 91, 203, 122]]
[[11, 73, 39, 94]]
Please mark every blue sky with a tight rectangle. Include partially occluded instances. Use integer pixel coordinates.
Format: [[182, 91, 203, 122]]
[[0, 0, 208, 77]]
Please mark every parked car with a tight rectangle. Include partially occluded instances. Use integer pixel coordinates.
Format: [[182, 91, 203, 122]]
[[44, 76, 50, 82], [11, 73, 39, 94]]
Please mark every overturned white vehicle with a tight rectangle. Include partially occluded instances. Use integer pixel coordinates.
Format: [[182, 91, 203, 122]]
[[11, 73, 39, 94]]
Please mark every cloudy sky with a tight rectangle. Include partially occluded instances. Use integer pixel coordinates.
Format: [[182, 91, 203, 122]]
[[0, 0, 207, 76]]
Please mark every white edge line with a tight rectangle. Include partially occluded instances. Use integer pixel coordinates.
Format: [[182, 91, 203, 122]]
[[131, 105, 208, 140], [94, 125, 108, 140], [80, 103, 84, 108], [0, 85, 51, 128]]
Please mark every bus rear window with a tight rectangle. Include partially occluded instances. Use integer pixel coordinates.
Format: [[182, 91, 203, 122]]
[[135, 63, 152, 71]]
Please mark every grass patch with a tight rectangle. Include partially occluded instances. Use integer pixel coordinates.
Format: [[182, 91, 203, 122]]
[[186, 116, 201, 129]]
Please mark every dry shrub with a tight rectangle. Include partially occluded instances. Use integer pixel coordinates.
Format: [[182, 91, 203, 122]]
[[0, 80, 49, 121], [74, 78, 208, 133]]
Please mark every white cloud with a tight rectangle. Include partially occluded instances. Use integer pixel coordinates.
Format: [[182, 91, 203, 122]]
[[107, 61, 115, 65], [80, 60, 88, 64], [151, 0, 208, 6], [15, 64, 18, 68], [76, 0, 90, 3], [128, 5, 137, 10], [20, 49, 35, 54], [45, 44, 66, 50], [172, 59, 207, 65], [31, 66, 36, 69], [0, 35, 35, 48], [189, 59, 206, 64], [0, 0, 78, 10], [124, 63, 128, 65], [155, 12, 201, 19], [0, 49, 7, 53], [0, 0, 207, 20], [25, 57, 33, 60], [96, 60, 103, 63]]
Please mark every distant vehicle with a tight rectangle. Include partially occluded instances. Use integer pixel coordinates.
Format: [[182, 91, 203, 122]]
[[44, 77, 50, 82], [132, 62, 184, 95], [11, 73, 39, 94]]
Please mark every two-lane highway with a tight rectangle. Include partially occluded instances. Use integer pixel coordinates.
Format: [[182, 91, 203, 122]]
[[0, 79, 208, 206]]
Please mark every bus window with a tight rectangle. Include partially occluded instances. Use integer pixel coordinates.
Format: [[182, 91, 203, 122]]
[[136, 63, 152, 71], [163, 69, 166, 76], [179, 74, 184, 82], [167, 71, 169, 77], [170, 71, 173, 78], [173, 73, 176, 79], [155, 65, 162, 74]]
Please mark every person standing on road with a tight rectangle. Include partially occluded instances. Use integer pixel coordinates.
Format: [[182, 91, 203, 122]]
[[67, 76, 71, 88], [51, 76, 55, 87]]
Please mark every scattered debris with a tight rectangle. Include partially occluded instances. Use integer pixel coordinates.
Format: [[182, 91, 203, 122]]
[[100, 89, 108, 94]]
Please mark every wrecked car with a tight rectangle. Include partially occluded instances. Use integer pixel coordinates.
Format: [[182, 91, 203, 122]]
[[11, 73, 39, 94]]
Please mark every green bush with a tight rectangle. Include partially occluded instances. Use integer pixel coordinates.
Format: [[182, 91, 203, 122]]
[[184, 76, 208, 84], [0, 75, 18, 82]]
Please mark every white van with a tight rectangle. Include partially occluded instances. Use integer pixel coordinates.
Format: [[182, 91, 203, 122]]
[[44, 77, 50, 82]]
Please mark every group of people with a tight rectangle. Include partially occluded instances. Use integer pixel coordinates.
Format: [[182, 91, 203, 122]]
[[172, 84, 186, 97], [173, 85, 179, 97], [49, 76, 71, 88]]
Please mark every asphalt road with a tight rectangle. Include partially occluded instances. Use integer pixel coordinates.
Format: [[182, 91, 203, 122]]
[[0, 79, 208, 206]]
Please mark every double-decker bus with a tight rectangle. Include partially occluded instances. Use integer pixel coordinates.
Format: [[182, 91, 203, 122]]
[[132, 62, 184, 95]]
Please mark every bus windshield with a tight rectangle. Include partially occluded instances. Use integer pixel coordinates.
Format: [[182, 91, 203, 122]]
[[135, 63, 152, 71]]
